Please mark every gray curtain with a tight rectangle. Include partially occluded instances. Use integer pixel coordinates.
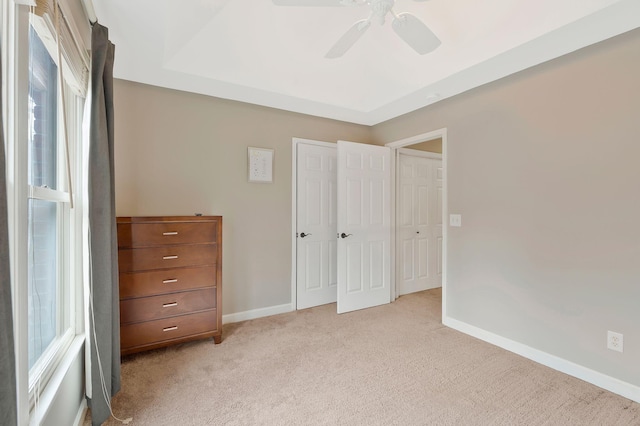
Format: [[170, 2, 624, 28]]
[[87, 23, 120, 426], [0, 51, 18, 426]]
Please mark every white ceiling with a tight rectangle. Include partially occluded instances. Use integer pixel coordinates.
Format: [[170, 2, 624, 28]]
[[93, 0, 640, 125]]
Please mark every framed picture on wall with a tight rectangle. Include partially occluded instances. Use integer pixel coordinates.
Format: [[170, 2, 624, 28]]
[[248, 147, 274, 183]]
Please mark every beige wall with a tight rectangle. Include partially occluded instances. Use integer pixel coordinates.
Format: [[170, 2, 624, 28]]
[[373, 28, 640, 387], [113, 80, 372, 314], [406, 138, 442, 153]]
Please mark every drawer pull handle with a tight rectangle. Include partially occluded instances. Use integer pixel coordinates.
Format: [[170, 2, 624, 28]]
[[163, 279, 178, 284], [163, 302, 178, 308], [163, 326, 178, 332], [163, 255, 179, 260], [163, 232, 178, 236]]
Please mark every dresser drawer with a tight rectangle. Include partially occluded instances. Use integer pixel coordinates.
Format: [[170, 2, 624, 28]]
[[120, 310, 217, 350], [117, 221, 218, 248], [120, 287, 216, 324], [118, 244, 217, 272], [120, 266, 216, 299]]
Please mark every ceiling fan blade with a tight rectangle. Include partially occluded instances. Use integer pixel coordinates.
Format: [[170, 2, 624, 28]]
[[272, 0, 349, 5], [325, 19, 371, 59], [392, 13, 441, 55]]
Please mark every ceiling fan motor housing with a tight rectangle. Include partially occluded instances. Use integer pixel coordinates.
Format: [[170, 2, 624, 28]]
[[369, 0, 395, 24]]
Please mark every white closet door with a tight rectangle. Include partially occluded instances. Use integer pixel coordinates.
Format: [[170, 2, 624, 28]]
[[336, 141, 391, 314], [397, 152, 442, 295], [296, 143, 337, 309]]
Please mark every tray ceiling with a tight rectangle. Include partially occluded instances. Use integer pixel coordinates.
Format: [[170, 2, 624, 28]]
[[93, 0, 640, 125]]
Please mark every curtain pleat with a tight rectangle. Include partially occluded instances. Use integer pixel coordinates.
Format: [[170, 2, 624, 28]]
[[87, 23, 119, 426], [0, 51, 18, 426]]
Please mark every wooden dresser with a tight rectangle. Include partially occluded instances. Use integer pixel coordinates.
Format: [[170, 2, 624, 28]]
[[117, 216, 222, 355]]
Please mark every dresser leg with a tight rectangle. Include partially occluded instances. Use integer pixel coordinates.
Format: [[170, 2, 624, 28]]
[[213, 335, 222, 344]]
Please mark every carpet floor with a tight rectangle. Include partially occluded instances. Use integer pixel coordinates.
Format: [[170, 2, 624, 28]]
[[84, 289, 639, 425]]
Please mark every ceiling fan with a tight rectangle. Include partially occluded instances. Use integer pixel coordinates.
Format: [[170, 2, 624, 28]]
[[273, 0, 441, 58]]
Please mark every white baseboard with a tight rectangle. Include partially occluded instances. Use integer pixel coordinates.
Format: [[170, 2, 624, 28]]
[[222, 303, 293, 324], [73, 400, 87, 426], [443, 316, 640, 404]]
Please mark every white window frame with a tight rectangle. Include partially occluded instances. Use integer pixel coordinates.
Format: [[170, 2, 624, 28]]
[[2, 0, 88, 423]]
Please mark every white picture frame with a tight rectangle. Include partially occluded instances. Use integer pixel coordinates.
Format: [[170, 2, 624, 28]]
[[248, 147, 274, 183]]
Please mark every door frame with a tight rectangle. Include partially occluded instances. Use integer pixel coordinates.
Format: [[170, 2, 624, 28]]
[[291, 137, 337, 311], [385, 128, 448, 320]]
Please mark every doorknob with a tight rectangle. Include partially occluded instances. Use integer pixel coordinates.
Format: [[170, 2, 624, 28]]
[[340, 233, 352, 239], [299, 232, 312, 238]]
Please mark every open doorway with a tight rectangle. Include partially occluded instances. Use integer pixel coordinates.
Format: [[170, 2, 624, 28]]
[[385, 129, 448, 318], [395, 146, 442, 296]]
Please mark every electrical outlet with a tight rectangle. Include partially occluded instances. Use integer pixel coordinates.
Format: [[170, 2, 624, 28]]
[[607, 331, 623, 353]]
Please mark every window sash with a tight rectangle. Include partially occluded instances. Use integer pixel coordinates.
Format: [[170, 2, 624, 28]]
[[29, 185, 70, 203], [25, 19, 78, 397], [27, 196, 73, 393]]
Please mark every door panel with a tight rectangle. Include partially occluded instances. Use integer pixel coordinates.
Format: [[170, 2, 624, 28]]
[[297, 143, 337, 309], [418, 237, 429, 279], [400, 183, 413, 227], [337, 141, 391, 314], [418, 185, 429, 226], [402, 240, 414, 281], [346, 178, 362, 225], [370, 241, 385, 289], [346, 244, 362, 293], [304, 241, 322, 291]]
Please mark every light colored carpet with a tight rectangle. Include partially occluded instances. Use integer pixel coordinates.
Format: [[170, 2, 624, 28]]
[[85, 289, 639, 425]]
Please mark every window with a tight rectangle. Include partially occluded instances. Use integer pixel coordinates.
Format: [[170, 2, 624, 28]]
[[27, 24, 74, 377], [25, 23, 76, 394], [3, 1, 90, 422]]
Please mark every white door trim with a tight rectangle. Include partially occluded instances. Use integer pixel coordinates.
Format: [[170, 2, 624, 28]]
[[291, 138, 337, 311], [385, 128, 448, 320]]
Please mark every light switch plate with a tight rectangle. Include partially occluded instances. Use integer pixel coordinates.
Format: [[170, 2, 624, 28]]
[[450, 214, 462, 227]]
